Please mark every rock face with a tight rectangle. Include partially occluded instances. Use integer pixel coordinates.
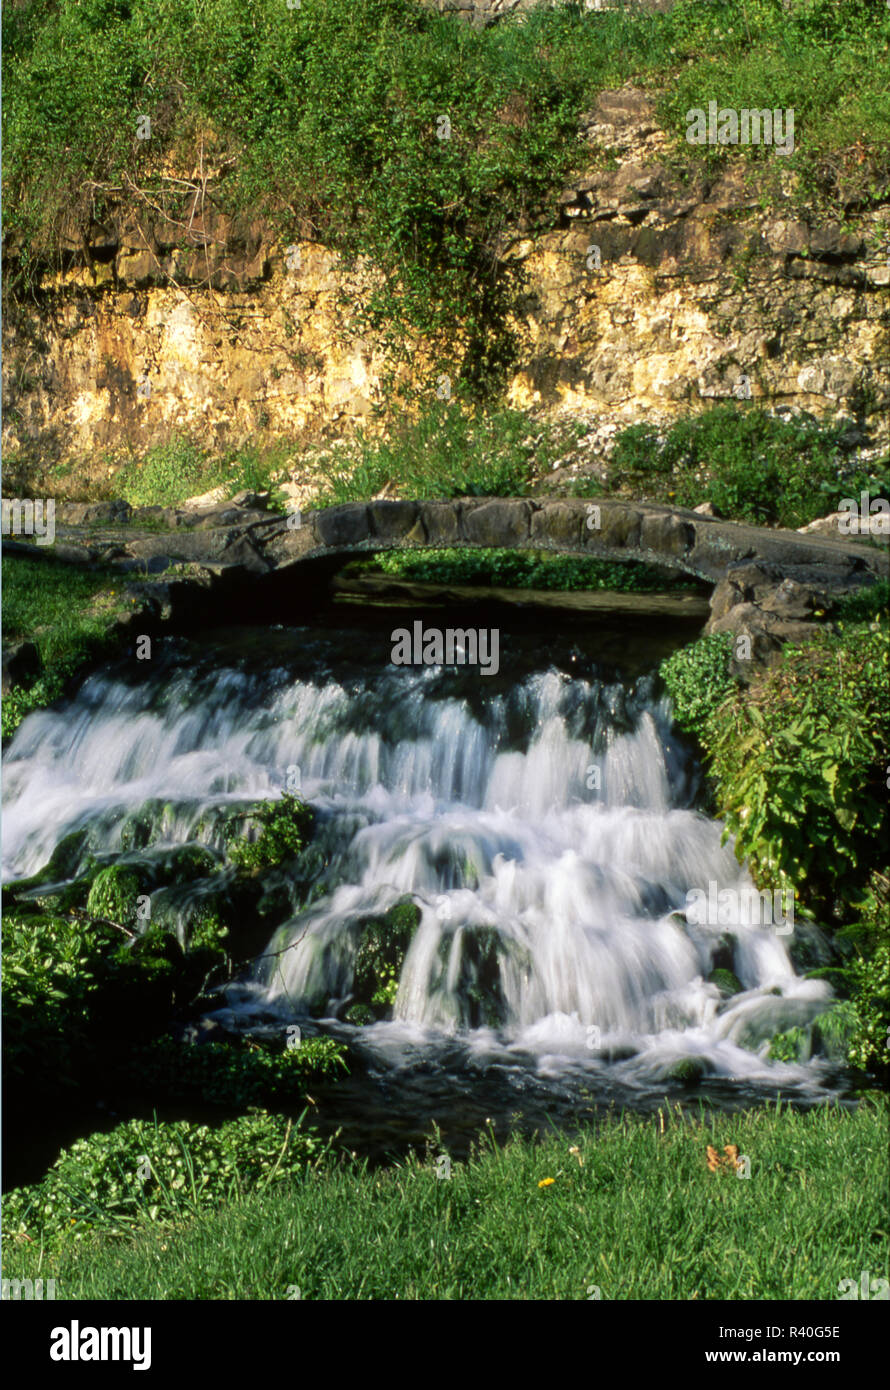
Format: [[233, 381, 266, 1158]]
[[3, 79, 889, 464], [15, 496, 887, 671]]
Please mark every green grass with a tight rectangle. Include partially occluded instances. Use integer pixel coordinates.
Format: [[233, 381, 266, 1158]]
[[6, 0, 889, 395], [359, 547, 702, 591], [4, 1098, 886, 1300], [113, 437, 290, 509], [1, 554, 136, 737], [311, 402, 580, 504], [2, 555, 131, 665]]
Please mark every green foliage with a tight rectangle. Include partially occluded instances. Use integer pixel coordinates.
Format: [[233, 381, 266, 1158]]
[[709, 968, 743, 996], [658, 1, 890, 210], [353, 899, 421, 1016], [821, 876, 890, 1081], [366, 546, 700, 592], [313, 402, 579, 505], [661, 605, 889, 1082], [2, 912, 121, 1088], [705, 620, 888, 918], [840, 941, 890, 1077], [226, 794, 314, 875], [667, 1058, 706, 1084], [115, 438, 226, 508], [832, 579, 890, 624], [1, 556, 135, 738], [5, 1099, 886, 1299], [113, 436, 286, 508], [686, 612, 889, 1081], [8, 2, 886, 387], [659, 633, 737, 737], [1, 1111, 328, 1247], [768, 1025, 811, 1063], [3, 908, 227, 1098], [129, 1036, 348, 1109], [86, 865, 141, 924], [605, 407, 887, 529]]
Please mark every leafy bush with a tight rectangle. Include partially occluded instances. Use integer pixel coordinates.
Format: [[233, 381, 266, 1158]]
[[312, 402, 579, 505], [605, 407, 888, 529], [705, 620, 888, 919], [2, 1111, 328, 1247], [129, 1036, 348, 1108], [3, 910, 221, 1096], [113, 436, 286, 508], [832, 578, 890, 624], [226, 794, 314, 875], [115, 438, 225, 507], [367, 546, 701, 592], [659, 632, 737, 736], [840, 939, 890, 1077], [676, 612, 889, 1080]]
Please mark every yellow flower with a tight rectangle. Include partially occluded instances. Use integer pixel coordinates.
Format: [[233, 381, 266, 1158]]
[[538, 1177, 555, 1188]]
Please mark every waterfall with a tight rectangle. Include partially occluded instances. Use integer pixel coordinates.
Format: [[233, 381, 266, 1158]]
[[2, 630, 834, 1095]]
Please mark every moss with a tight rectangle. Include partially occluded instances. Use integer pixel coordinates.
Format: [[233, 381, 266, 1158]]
[[227, 794, 314, 876], [709, 968, 743, 996], [668, 1058, 707, 1085], [86, 865, 141, 924], [352, 899, 421, 1017], [433, 923, 511, 1028], [344, 1004, 377, 1026]]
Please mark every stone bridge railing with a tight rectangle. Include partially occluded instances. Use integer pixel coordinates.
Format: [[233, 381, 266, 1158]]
[[29, 494, 889, 667]]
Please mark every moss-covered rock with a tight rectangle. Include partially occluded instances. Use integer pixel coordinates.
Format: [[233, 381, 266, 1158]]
[[433, 923, 512, 1028], [227, 793, 314, 875], [86, 865, 141, 924], [352, 899, 421, 1017], [344, 1003, 377, 1026], [709, 968, 743, 995], [668, 1057, 707, 1085]]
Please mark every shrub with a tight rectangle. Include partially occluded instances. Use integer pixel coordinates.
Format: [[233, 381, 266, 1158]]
[[705, 620, 888, 920], [605, 407, 887, 529], [832, 578, 890, 624], [659, 632, 737, 737], [312, 403, 578, 505], [10, 3, 886, 392], [129, 1036, 348, 1109], [1, 1111, 328, 1247]]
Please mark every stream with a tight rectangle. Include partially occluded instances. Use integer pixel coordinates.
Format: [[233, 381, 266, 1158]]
[[2, 596, 844, 1157]]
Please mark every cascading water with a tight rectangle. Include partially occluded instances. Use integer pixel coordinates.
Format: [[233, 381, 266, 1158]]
[[2, 621, 837, 1124]]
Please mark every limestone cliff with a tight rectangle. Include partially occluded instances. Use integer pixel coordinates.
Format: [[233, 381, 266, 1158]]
[[4, 86, 889, 471]]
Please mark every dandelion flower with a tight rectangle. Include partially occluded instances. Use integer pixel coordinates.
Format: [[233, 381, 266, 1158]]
[[538, 1177, 555, 1188]]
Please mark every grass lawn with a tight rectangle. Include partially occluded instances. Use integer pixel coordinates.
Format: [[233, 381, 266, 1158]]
[[4, 1098, 886, 1301], [1, 554, 137, 738]]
